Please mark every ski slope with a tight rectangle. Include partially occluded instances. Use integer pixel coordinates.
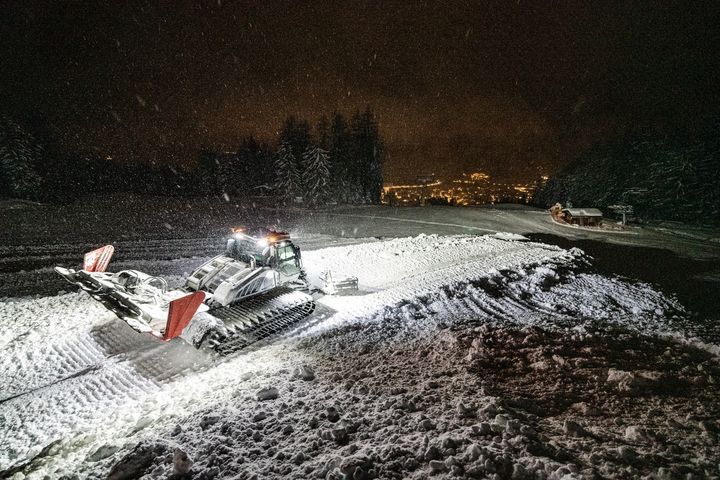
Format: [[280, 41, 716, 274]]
[[0, 232, 696, 478], [0, 223, 716, 478]]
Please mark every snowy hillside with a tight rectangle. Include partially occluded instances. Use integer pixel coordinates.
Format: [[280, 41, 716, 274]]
[[1, 232, 717, 479]]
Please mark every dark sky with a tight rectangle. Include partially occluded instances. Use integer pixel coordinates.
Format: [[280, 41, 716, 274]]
[[2, 1, 719, 182]]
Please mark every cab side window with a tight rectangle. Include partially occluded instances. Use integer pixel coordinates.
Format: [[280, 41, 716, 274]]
[[276, 245, 300, 275], [277, 245, 295, 263]]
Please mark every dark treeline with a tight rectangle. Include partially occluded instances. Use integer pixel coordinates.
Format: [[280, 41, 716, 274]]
[[533, 119, 720, 226], [0, 114, 199, 201], [200, 108, 384, 206], [0, 108, 384, 207]]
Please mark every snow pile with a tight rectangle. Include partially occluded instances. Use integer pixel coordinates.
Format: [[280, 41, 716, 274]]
[[303, 235, 682, 340], [304, 234, 562, 292], [491, 232, 528, 241]]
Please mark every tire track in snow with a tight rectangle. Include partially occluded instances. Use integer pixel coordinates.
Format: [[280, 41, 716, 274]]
[[0, 365, 101, 404], [0, 237, 222, 273], [0, 358, 160, 470], [0, 316, 210, 471]]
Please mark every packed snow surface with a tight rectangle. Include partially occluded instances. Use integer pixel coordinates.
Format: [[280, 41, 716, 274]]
[[0, 234, 717, 479]]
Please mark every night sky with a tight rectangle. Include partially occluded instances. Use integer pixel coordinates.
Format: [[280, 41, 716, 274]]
[[2, 1, 719, 182]]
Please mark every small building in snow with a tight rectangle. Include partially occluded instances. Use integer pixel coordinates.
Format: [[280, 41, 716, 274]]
[[562, 208, 603, 226]]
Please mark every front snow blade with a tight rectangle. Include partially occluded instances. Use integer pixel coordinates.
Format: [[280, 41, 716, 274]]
[[320, 270, 359, 295]]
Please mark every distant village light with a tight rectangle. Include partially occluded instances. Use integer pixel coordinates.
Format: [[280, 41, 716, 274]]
[[382, 171, 537, 207], [470, 172, 489, 181]]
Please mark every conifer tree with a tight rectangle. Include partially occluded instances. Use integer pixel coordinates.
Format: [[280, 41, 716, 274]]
[[0, 115, 43, 200], [274, 141, 301, 204], [329, 112, 353, 202], [301, 145, 331, 206], [316, 115, 330, 150], [350, 107, 384, 203]]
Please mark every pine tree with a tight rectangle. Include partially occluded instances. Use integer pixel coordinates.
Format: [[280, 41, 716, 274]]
[[274, 141, 301, 204], [329, 112, 353, 203], [237, 137, 274, 196], [367, 134, 384, 204], [216, 152, 239, 197], [316, 115, 330, 150], [301, 146, 331, 207], [279, 116, 311, 164], [350, 107, 384, 203], [198, 147, 220, 195], [349, 110, 365, 202], [0, 116, 43, 200]]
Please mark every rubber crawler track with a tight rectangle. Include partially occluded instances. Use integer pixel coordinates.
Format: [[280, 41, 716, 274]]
[[204, 287, 316, 355]]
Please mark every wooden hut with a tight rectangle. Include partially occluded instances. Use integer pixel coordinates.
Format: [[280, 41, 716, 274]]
[[562, 208, 603, 226]]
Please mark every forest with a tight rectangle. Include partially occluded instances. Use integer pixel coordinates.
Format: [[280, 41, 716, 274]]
[[533, 120, 720, 226], [0, 108, 384, 207]]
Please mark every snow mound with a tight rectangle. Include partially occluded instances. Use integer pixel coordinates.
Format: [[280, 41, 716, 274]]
[[491, 231, 529, 241]]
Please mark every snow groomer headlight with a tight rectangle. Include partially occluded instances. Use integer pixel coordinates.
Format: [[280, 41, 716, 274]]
[[231, 226, 245, 239]]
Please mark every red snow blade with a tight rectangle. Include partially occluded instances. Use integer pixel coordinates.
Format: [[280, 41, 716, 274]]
[[83, 245, 114, 272], [164, 291, 205, 341]]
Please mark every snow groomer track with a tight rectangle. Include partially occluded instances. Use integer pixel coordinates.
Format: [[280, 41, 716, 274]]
[[0, 234, 684, 476]]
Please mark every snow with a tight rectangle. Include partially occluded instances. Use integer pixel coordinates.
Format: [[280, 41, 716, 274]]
[[491, 232, 528, 241], [0, 204, 718, 478], [100, 279, 715, 479], [1, 197, 718, 260]]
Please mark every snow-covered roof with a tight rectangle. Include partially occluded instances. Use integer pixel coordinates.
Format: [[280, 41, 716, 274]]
[[563, 208, 603, 217]]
